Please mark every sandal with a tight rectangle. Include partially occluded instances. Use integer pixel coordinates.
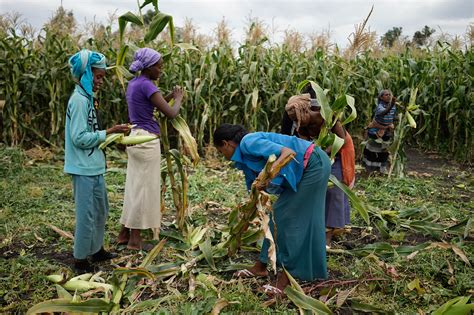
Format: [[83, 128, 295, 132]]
[[233, 269, 267, 278], [260, 284, 285, 297], [116, 239, 129, 245]]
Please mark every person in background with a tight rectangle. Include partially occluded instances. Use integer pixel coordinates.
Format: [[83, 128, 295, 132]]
[[363, 89, 397, 173], [65, 49, 130, 273], [214, 124, 331, 296], [117, 48, 184, 250], [282, 83, 355, 247]]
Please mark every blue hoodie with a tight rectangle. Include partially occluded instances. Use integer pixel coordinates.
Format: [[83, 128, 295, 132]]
[[64, 85, 107, 176]]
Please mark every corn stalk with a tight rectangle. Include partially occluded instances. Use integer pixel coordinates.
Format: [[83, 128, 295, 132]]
[[225, 152, 294, 256], [159, 114, 199, 232]]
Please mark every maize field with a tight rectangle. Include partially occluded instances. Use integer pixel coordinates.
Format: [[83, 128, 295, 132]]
[[0, 15, 473, 161]]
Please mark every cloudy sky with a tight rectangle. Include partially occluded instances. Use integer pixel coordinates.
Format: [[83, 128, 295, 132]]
[[1, 0, 473, 47]]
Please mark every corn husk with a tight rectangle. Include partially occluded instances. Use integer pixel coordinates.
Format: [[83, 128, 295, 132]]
[[99, 134, 158, 149], [99, 133, 123, 150], [63, 280, 113, 292], [46, 274, 65, 284], [406, 112, 417, 128], [119, 135, 158, 145]]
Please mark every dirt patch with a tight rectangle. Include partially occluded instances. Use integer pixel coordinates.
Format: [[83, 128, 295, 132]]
[[405, 147, 473, 175], [1, 242, 115, 271], [1, 242, 74, 267]]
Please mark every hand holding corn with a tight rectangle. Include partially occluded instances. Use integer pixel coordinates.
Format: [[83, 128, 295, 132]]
[[106, 124, 130, 135]]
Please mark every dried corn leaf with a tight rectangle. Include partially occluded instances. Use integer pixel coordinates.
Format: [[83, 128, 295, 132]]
[[170, 115, 199, 164], [47, 224, 74, 240], [336, 285, 358, 307], [259, 210, 276, 273], [210, 298, 230, 315]]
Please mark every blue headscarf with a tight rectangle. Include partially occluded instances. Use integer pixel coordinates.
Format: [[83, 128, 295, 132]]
[[129, 48, 161, 73], [69, 49, 107, 96]]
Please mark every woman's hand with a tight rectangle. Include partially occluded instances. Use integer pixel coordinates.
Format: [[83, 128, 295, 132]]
[[106, 124, 130, 135], [172, 85, 184, 101], [271, 147, 296, 174]]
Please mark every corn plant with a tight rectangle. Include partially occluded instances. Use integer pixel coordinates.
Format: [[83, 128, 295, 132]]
[[1, 11, 472, 163], [388, 88, 421, 177]]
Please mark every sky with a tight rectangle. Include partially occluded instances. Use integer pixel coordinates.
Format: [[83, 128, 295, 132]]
[[1, 0, 473, 47]]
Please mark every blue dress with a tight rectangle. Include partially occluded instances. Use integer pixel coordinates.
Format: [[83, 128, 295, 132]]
[[231, 132, 331, 281]]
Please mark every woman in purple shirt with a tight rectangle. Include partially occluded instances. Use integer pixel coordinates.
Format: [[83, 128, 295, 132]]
[[118, 48, 184, 250]]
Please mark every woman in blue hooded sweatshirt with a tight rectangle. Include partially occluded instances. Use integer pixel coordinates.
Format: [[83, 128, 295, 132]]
[[64, 49, 130, 273]]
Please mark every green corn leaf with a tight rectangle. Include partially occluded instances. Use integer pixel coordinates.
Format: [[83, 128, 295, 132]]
[[116, 44, 129, 66], [241, 229, 264, 245], [329, 174, 369, 225], [330, 134, 345, 160], [113, 267, 155, 279], [374, 219, 390, 238], [310, 81, 332, 125], [199, 237, 217, 270], [284, 268, 304, 293], [175, 43, 201, 52], [144, 12, 174, 44], [140, 239, 166, 268], [27, 298, 112, 315], [408, 87, 418, 107], [128, 295, 173, 312], [109, 64, 134, 91], [118, 12, 143, 43], [284, 286, 333, 314], [147, 262, 182, 278], [341, 94, 357, 125], [350, 300, 386, 313], [188, 226, 208, 248], [332, 95, 349, 112], [444, 304, 474, 315], [140, 0, 158, 10]]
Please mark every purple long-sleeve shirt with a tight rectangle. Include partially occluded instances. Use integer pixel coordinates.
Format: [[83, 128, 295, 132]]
[[126, 75, 161, 135]]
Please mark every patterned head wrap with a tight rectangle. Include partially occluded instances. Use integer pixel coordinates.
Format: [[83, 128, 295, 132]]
[[129, 48, 161, 73], [69, 49, 106, 96]]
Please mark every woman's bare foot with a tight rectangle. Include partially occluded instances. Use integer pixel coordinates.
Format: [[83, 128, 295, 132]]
[[117, 225, 130, 245], [259, 272, 290, 297], [275, 271, 290, 292], [326, 228, 334, 248], [126, 229, 149, 250], [234, 260, 269, 278]]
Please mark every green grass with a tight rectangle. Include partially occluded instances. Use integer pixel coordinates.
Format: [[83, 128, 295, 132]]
[[0, 145, 473, 313]]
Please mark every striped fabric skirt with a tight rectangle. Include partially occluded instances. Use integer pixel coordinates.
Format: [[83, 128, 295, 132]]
[[362, 136, 391, 173]]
